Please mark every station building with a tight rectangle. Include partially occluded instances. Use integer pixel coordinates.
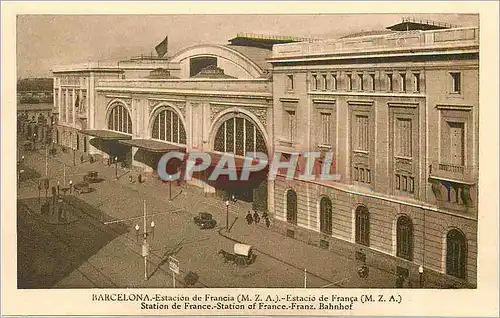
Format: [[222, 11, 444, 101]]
[[51, 20, 479, 287], [269, 21, 479, 287]]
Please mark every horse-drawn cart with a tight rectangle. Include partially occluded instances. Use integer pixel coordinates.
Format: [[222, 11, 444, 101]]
[[218, 243, 255, 267]]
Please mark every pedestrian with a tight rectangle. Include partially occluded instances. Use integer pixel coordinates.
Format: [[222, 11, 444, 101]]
[[69, 179, 73, 193], [253, 211, 260, 224], [231, 194, 237, 203], [265, 216, 270, 228], [245, 211, 253, 225], [57, 181, 60, 195], [138, 173, 142, 183], [129, 175, 133, 183], [395, 274, 405, 288], [80, 154, 84, 164], [57, 205, 63, 222]]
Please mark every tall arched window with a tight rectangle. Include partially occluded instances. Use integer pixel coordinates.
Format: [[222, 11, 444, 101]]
[[214, 117, 266, 156], [151, 108, 187, 144], [320, 197, 333, 235], [396, 216, 413, 260], [355, 206, 370, 246], [446, 229, 467, 279], [286, 189, 297, 225], [107, 103, 132, 134]]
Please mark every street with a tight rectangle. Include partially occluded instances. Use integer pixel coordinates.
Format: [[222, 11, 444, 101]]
[[16, 140, 398, 289]]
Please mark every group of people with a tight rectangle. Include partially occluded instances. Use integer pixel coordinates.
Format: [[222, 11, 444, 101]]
[[246, 210, 271, 228]]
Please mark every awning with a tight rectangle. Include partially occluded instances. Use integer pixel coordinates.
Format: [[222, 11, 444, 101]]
[[81, 130, 132, 140], [208, 152, 268, 169], [118, 139, 185, 153]]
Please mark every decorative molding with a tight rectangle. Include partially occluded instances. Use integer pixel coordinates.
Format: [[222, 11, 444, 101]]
[[388, 101, 419, 108], [436, 103, 473, 111], [248, 107, 268, 128], [279, 97, 300, 103], [347, 100, 374, 106], [313, 99, 336, 105], [147, 99, 186, 118], [210, 104, 229, 122]]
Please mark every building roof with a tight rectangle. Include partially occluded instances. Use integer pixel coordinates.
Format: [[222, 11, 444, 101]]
[[387, 17, 459, 31], [191, 65, 236, 79], [228, 33, 318, 50], [17, 78, 53, 92], [17, 103, 53, 112], [340, 30, 396, 39], [225, 45, 273, 71]]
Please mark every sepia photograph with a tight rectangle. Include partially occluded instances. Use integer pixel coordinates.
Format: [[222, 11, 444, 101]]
[[2, 1, 499, 317]]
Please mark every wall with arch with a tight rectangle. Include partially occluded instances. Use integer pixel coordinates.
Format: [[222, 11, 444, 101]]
[[272, 177, 477, 286], [169, 44, 264, 79]]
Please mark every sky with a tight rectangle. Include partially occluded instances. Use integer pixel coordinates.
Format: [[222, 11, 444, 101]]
[[16, 13, 479, 79]]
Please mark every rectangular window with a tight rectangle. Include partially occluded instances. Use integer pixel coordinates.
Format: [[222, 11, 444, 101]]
[[287, 74, 294, 91], [312, 74, 318, 90], [408, 177, 414, 193], [402, 176, 408, 191], [359, 168, 365, 182], [413, 73, 420, 92], [395, 174, 400, 189], [356, 115, 369, 151], [400, 73, 406, 92], [396, 118, 412, 157], [366, 169, 371, 183], [358, 74, 364, 91], [322, 74, 328, 90], [369, 73, 376, 91], [387, 73, 393, 91], [353, 167, 359, 181], [332, 74, 338, 90], [286, 110, 296, 142], [346, 73, 353, 91], [320, 112, 331, 145], [450, 72, 461, 93]]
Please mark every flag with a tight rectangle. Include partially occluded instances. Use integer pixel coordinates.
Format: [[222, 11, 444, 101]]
[[155, 36, 169, 58]]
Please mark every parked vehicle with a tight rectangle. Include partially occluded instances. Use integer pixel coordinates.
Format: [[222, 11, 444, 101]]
[[218, 243, 255, 267], [193, 212, 217, 229], [83, 171, 99, 183], [74, 181, 91, 194]]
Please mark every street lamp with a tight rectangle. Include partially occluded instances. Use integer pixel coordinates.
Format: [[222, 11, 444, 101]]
[[33, 133, 37, 150], [73, 148, 76, 166], [418, 265, 424, 288], [135, 200, 155, 281], [225, 200, 230, 232], [115, 156, 118, 179]]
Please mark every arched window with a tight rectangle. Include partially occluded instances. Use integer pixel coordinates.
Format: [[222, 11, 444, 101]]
[[320, 197, 333, 235], [214, 117, 266, 156], [107, 104, 132, 134], [151, 108, 186, 144], [396, 216, 413, 260], [355, 206, 370, 246], [286, 189, 297, 225], [446, 229, 467, 279]]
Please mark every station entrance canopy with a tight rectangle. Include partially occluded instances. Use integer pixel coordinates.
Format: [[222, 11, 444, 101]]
[[118, 139, 185, 153], [81, 129, 132, 140]]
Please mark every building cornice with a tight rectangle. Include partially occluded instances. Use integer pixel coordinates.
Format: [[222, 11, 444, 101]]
[[97, 87, 272, 100]]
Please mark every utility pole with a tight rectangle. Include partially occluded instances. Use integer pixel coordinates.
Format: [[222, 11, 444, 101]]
[[45, 145, 48, 177]]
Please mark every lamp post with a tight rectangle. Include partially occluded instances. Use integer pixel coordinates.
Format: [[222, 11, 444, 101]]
[[33, 133, 37, 150], [115, 156, 118, 179], [73, 148, 76, 166], [225, 200, 230, 232], [418, 265, 424, 288], [135, 200, 155, 281], [168, 175, 172, 201]]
